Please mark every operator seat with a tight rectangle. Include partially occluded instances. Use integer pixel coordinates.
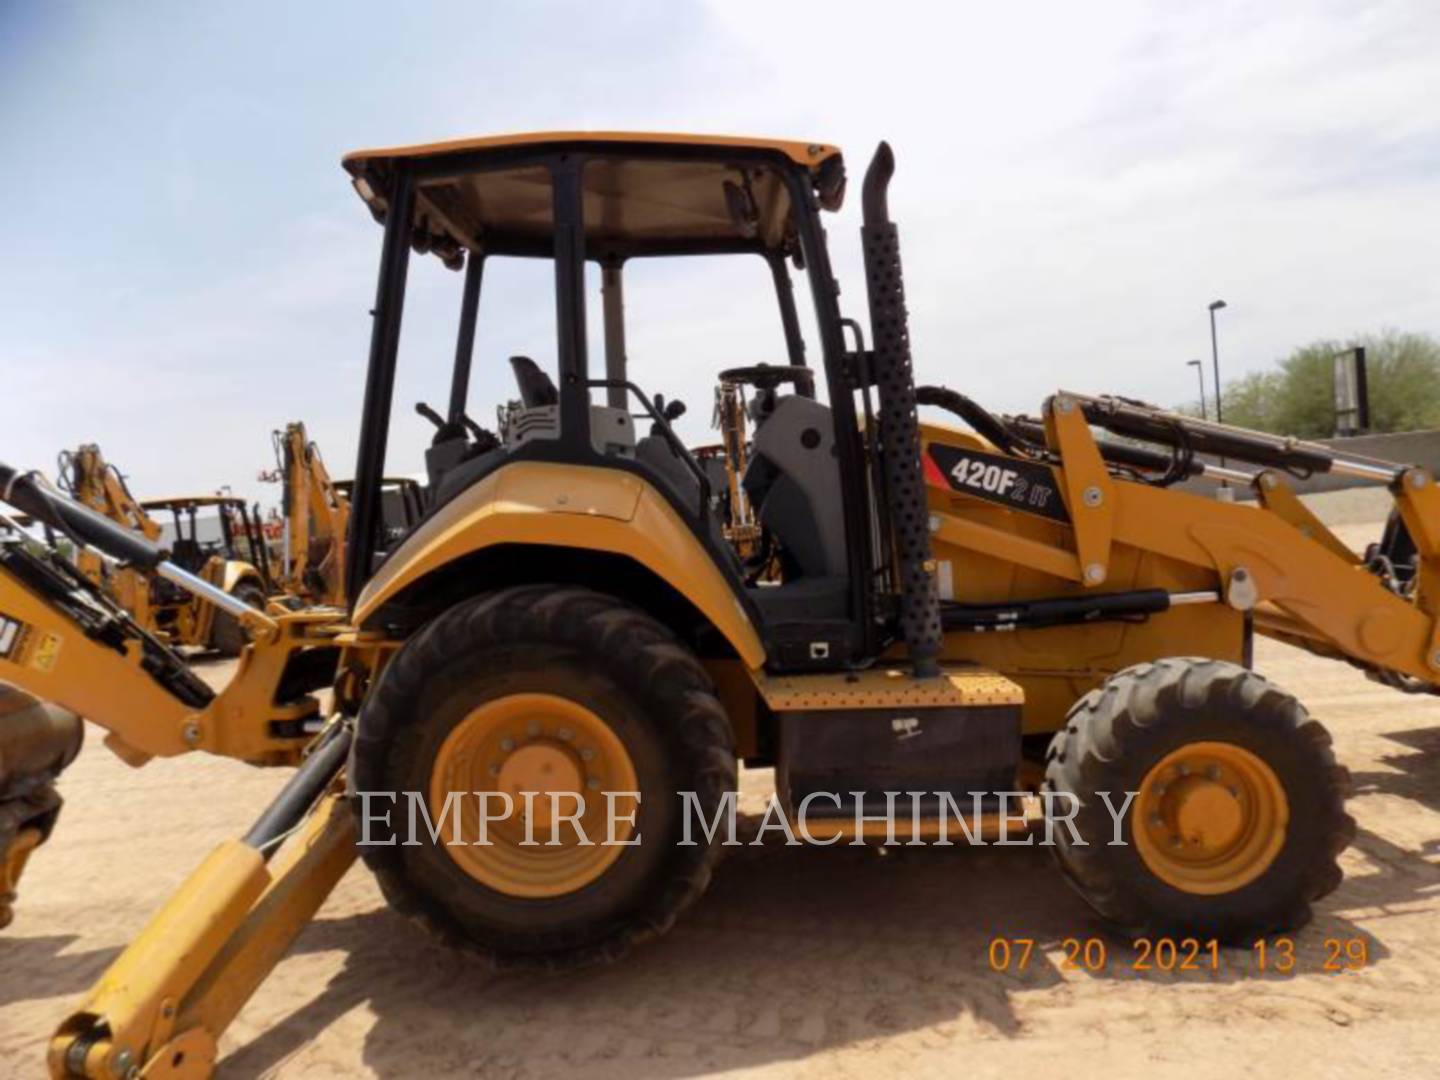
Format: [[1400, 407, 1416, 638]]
[[742, 395, 847, 579]]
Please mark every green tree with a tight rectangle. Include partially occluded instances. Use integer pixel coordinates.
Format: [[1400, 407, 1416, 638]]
[[1209, 331, 1440, 437]]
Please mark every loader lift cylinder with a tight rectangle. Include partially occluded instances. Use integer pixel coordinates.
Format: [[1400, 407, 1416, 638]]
[[859, 142, 943, 678]]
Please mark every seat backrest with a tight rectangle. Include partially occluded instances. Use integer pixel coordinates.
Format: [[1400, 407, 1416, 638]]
[[743, 396, 847, 578], [508, 356, 558, 407], [169, 537, 206, 573], [635, 436, 701, 507]]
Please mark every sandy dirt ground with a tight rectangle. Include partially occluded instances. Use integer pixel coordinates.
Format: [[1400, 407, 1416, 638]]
[[4, 503, 1440, 1078]]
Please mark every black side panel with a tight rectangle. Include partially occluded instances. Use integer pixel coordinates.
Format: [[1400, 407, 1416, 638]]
[[777, 704, 1021, 815]]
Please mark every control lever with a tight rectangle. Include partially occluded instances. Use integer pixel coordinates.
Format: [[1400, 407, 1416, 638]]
[[650, 395, 687, 437], [415, 402, 446, 430], [417, 402, 496, 450]]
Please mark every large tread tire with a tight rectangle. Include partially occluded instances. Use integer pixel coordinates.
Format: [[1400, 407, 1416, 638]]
[[1044, 658, 1354, 943], [351, 585, 736, 971], [211, 580, 266, 657]]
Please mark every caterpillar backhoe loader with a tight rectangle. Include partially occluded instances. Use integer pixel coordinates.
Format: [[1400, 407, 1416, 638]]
[[260, 423, 427, 607], [52, 446, 270, 656], [261, 422, 350, 607], [5, 131, 1437, 1077]]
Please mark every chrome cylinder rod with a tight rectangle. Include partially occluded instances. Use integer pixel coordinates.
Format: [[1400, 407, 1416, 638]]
[[155, 561, 278, 630]]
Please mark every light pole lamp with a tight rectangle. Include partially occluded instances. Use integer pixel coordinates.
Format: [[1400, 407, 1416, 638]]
[[1208, 299, 1227, 425], [1186, 359, 1207, 420]]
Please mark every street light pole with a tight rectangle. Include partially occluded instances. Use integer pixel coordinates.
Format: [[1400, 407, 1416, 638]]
[[1208, 299, 1227, 425], [1186, 359, 1207, 420], [1208, 299, 1229, 495]]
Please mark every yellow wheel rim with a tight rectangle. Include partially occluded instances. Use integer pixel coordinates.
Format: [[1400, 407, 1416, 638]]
[[428, 693, 638, 899], [1132, 741, 1288, 895]]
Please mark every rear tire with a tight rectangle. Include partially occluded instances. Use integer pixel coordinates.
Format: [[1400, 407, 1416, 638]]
[[1044, 658, 1353, 943], [351, 585, 736, 970], [211, 580, 265, 657]]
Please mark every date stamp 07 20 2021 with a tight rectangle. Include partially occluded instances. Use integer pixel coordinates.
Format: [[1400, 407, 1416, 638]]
[[986, 936, 1369, 975]]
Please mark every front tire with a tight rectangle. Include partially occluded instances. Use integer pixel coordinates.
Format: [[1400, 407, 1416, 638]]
[[1044, 658, 1353, 943], [351, 585, 736, 970]]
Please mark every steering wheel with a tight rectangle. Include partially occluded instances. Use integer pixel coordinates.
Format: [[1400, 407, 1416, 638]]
[[718, 364, 813, 392]]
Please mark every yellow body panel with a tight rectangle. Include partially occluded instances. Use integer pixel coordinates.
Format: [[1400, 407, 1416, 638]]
[[919, 409, 1440, 733], [354, 461, 766, 670], [0, 569, 194, 759]]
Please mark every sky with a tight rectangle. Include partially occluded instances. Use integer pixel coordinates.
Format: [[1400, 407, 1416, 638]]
[[3, 0, 1438, 509]]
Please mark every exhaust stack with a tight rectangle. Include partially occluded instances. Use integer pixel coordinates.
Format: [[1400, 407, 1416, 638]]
[[859, 142, 943, 678]]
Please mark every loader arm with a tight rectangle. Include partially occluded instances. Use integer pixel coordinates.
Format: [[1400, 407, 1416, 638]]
[[920, 391, 1440, 693]]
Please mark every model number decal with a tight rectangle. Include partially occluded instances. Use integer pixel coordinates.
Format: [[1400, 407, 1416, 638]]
[[925, 444, 1071, 523], [950, 458, 1021, 497]]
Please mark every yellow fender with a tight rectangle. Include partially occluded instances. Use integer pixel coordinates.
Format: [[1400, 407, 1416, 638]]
[[352, 461, 766, 668], [219, 560, 263, 596]]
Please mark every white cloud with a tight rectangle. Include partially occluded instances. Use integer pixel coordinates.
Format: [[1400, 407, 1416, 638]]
[[6, 1, 1439, 507]]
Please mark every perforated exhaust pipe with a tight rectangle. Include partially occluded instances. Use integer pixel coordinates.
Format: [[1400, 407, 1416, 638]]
[[860, 142, 942, 678]]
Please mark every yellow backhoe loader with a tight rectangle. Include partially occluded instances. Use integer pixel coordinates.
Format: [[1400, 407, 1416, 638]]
[[53, 446, 270, 656], [261, 422, 349, 607], [260, 422, 427, 607], [5, 131, 1436, 1077]]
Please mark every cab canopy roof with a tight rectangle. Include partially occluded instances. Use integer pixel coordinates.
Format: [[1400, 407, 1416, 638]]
[[342, 131, 845, 267]]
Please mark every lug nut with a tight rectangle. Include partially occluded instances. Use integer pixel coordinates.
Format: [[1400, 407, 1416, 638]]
[[499, 737, 515, 752]]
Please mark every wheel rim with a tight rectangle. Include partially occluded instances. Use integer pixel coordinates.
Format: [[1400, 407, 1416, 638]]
[[1131, 741, 1288, 895], [428, 693, 639, 899]]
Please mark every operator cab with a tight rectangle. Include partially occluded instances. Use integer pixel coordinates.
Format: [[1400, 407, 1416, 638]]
[[342, 132, 884, 670]]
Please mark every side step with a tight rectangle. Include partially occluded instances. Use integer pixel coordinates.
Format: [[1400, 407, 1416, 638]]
[[755, 665, 1026, 841]]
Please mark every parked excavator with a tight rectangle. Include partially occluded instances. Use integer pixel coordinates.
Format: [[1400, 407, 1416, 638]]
[[4, 131, 1435, 1077]]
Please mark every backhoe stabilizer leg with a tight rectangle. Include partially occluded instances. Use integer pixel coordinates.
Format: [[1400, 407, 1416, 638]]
[[49, 731, 356, 1080]]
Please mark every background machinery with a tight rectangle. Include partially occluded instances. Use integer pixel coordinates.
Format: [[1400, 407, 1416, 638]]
[[261, 422, 428, 606], [7, 131, 1438, 1076], [262, 422, 350, 607], [53, 445, 270, 656]]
